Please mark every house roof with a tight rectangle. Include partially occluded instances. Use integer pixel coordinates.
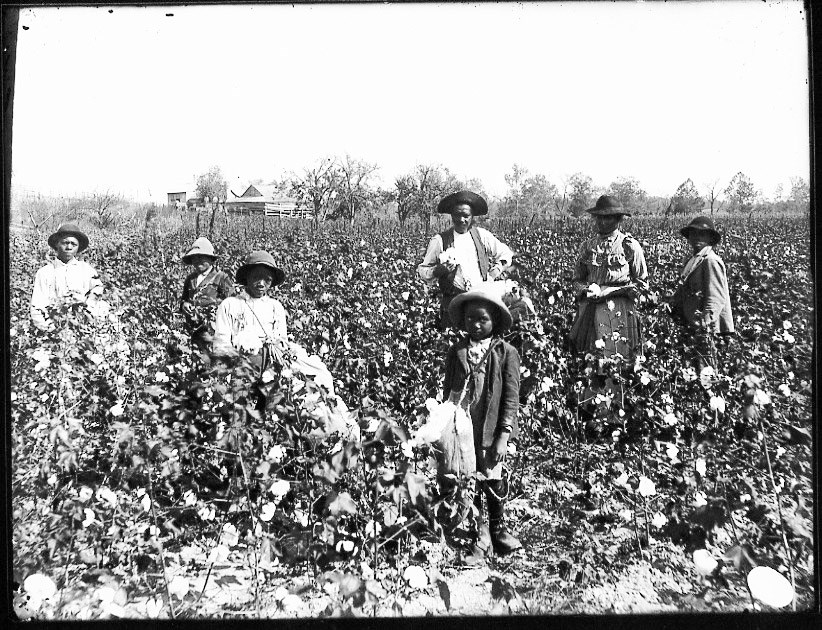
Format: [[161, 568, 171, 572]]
[[240, 184, 284, 198]]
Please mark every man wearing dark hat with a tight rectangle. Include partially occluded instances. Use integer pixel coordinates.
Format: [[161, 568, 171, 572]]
[[569, 195, 648, 358], [30, 222, 103, 331], [417, 190, 513, 329], [669, 215, 734, 370]]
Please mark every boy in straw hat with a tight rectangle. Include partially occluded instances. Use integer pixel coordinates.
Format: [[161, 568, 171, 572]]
[[30, 222, 103, 331], [179, 236, 234, 352], [417, 190, 514, 329], [442, 288, 522, 564], [669, 215, 735, 371]]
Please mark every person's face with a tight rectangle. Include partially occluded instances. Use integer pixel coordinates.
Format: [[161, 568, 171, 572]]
[[463, 302, 495, 341], [594, 214, 621, 235], [450, 204, 473, 234], [245, 266, 274, 298], [687, 229, 712, 253], [189, 254, 214, 275], [55, 236, 80, 262]]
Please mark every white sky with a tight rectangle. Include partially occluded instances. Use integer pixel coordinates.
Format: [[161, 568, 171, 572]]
[[11, 1, 810, 203]]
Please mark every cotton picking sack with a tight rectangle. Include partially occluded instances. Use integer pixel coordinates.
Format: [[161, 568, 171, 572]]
[[436, 402, 477, 477]]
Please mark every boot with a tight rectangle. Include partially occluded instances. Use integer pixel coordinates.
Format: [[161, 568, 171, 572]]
[[486, 480, 522, 556], [462, 484, 491, 566]]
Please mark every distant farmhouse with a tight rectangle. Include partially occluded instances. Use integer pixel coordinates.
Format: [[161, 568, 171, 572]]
[[224, 184, 311, 219], [167, 189, 202, 210], [167, 183, 310, 218]]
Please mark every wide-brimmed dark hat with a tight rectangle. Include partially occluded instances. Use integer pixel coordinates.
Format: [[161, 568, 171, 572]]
[[48, 223, 89, 252], [586, 195, 630, 217], [680, 215, 721, 245], [182, 237, 218, 264], [235, 251, 285, 286], [448, 289, 513, 331], [437, 190, 489, 216]]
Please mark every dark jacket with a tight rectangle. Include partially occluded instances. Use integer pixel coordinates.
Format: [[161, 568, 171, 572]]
[[671, 250, 734, 334], [443, 337, 520, 448], [180, 268, 234, 331]]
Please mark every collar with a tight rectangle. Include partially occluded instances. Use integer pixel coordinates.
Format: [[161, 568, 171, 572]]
[[52, 257, 80, 268], [240, 292, 270, 302], [597, 229, 621, 244], [469, 337, 493, 352]]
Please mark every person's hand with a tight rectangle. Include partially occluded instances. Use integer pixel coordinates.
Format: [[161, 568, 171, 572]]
[[182, 301, 194, 316], [433, 261, 456, 277], [585, 289, 602, 303], [487, 433, 509, 465]]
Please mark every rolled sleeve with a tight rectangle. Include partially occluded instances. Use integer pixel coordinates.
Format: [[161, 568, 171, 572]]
[[416, 235, 443, 285]]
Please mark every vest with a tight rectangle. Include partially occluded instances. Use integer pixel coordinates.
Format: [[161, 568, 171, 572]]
[[437, 227, 490, 295]]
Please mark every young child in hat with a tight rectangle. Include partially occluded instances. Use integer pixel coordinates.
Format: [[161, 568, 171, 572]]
[[669, 215, 735, 371], [179, 237, 234, 352], [30, 222, 103, 331], [443, 288, 522, 563], [212, 251, 338, 395]]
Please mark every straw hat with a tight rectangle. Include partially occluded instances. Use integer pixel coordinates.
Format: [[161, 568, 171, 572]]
[[235, 250, 285, 286], [48, 223, 89, 252], [437, 190, 489, 216], [448, 289, 513, 331], [182, 237, 218, 264]]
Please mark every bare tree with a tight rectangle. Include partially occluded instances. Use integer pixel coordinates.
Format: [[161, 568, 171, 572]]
[[79, 191, 123, 229], [503, 163, 529, 215], [704, 179, 725, 216], [335, 155, 379, 226], [288, 157, 342, 226], [553, 176, 569, 215]]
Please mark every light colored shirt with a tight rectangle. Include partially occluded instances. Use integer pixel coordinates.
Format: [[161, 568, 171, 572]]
[[212, 293, 287, 355], [416, 227, 513, 288], [30, 258, 103, 330]]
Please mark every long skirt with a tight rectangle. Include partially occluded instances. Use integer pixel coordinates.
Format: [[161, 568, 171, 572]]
[[569, 295, 642, 359]]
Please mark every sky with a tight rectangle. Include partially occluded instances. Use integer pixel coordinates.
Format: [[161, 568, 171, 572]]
[[10, 1, 811, 204]]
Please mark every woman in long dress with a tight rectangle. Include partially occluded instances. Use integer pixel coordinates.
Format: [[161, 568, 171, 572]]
[[569, 195, 648, 360]]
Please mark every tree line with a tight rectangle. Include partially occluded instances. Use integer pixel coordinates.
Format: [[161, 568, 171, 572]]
[[196, 158, 809, 226], [11, 159, 810, 233]]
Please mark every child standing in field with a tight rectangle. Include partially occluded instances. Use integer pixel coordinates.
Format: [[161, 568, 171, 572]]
[[443, 289, 522, 564], [179, 237, 234, 353], [30, 222, 103, 331]]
